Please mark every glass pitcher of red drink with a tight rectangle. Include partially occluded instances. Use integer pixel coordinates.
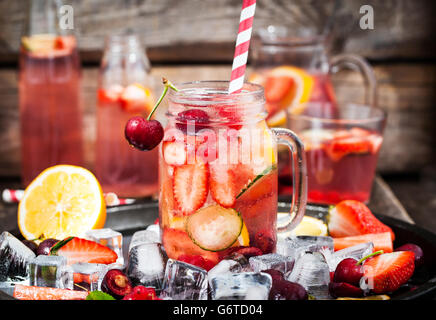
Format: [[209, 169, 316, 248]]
[[159, 81, 307, 267], [19, 0, 83, 186], [249, 26, 378, 200], [95, 34, 159, 198]]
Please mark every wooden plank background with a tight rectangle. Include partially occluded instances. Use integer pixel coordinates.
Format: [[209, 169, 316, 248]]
[[0, 0, 435, 178]]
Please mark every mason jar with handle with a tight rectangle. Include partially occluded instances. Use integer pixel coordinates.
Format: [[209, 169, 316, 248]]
[[158, 81, 307, 267]]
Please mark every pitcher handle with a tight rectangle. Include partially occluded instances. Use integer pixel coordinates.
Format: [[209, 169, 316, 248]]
[[329, 54, 378, 108], [271, 127, 307, 233]]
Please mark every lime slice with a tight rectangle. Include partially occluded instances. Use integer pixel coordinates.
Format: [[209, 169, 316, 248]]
[[186, 205, 243, 252]]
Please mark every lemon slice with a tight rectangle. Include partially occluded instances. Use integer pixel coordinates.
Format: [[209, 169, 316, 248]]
[[336, 295, 390, 300], [277, 214, 328, 239], [235, 222, 250, 247], [266, 110, 286, 127], [18, 165, 106, 240]]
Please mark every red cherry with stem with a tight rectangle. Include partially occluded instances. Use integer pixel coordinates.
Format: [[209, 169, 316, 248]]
[[333, 250, 384, 286], [333, 258, 363, 286], [125, 77, 178, 151], [125, 117, 163, 151]]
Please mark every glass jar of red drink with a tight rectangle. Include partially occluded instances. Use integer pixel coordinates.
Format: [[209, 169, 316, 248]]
[[95, 34, 159, 198], [159, 81, 307, 267]]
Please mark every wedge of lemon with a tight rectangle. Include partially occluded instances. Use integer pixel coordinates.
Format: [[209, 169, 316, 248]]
[[18, 165, 106, 240], [277, 214, 328, 239]]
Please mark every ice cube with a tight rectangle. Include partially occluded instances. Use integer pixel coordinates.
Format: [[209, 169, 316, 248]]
[[322, 242, 374, 272], [85, 228, 124, 266], [225, 252, 250, 269], [286, 252, 331, 299], [160, 259, 208, 300], [249, 253, 294, 274], [0, 232, 35, 282], [126, 243, 167, 291], [146, 223, 161, 235], [276, 235, 334, 259], [128, 229, 161, 252], [71, 263, 108, 291], [208, 259, 242, 285], [29, 255, 72, 289], [210, 272, 272, 300]]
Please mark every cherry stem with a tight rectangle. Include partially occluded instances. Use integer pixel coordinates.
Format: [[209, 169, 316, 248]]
[[356, 250, 384, 265], [147, 77, 179, 121]]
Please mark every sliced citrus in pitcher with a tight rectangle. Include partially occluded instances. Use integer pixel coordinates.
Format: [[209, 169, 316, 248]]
[[18, 165, 106, 240]]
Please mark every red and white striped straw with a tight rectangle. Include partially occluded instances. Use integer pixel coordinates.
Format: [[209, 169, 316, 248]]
[[2, 189, 135, 207], [228, 0, 257, 94]]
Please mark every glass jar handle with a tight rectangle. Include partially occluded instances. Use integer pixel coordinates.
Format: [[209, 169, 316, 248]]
[[271, 128, 307, 233], [329, 54, 377, 107]]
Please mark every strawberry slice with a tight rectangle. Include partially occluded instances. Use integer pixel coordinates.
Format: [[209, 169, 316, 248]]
[[324, 137, 372, 161], [50, 237, 118, 265], [265, 76, 294, 103], [162, 228, 219, 264], [173, 162, 209, 215], [209, 162, 237, 208], [162, 141, 187, 166], [333, 232, 393, 253], [328, 200, 395, 240], [98, 85, 124, 104], [14, 285, 89, 300], [362, 251, 415, 294]]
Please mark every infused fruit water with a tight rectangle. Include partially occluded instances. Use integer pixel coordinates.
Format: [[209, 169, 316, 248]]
[[300, 127, 383, 204], [95, 84, 158, 197], [19, 35, 83, 185], [158, 82, 307, 268]]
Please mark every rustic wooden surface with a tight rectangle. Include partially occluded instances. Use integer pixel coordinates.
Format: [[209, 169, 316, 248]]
[[0, 0, 435, 64], [0, 64, 434, 176], [0, 175, 416, 233]]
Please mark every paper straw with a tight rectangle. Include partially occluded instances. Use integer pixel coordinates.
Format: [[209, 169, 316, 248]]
[[228, 0, 257, 94], [2, 189, 135, 207]]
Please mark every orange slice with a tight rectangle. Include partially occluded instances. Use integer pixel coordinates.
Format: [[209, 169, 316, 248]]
[[18, 165, 106, 240]]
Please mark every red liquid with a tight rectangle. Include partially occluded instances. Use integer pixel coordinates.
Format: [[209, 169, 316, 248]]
[[95, 86, 158, 197], [19, 36, 83, 186], [301, 128, 383, 204]]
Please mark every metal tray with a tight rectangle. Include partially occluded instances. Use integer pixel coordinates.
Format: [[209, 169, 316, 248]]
[[1, 201, 436, 300]]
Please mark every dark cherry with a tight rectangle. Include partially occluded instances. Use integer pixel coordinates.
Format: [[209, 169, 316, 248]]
[[37, 238, 59, 256], [262, 269, 285, 283], [176, 109, 210, 133], [395, 243, 424, 267], [125, 117, 164, 151], [101, 269, 133, 299], [253, 231, 275, 254], [22, 240, 38, 254], [329, 282, 364, 298], [269, 279, 308, 300], [333, 258, 364, 286]]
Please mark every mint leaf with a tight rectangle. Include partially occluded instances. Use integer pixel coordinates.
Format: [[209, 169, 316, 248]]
[[86, 291, 116, 300]]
